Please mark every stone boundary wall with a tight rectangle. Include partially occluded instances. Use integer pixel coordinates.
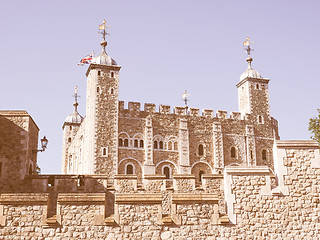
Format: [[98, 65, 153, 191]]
[[1, 140, 319, 239]]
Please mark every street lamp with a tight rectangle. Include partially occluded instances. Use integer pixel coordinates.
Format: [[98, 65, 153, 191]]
[[34, 136, 48, 153]]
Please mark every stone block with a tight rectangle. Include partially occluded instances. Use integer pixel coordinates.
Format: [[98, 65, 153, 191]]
[[144, 103, 156, 113], [159, 105, 171, 114], [202, 109, 214, 117]]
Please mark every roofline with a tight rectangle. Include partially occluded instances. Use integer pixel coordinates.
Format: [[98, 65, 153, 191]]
[[0, 110, 40, 130], [236, 77, 270, 88], [86, 63, 121, 76]]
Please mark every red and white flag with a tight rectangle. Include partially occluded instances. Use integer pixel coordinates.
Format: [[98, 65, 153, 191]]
[[78, 52, 94, 66]]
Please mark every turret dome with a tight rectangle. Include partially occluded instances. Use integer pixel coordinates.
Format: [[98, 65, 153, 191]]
[[240, 57, 261, 81], [92, 40, 117, 66], [64, 110, 83, 124], [240, 66, 261, 81]]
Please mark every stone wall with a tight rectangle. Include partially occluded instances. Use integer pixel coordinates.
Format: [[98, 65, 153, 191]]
[[117, 101, 276, 178], [1, 140, 320, 239], [0, 111, 39, 192]]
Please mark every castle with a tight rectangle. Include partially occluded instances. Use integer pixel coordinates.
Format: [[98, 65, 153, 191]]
[[1, 23, 320, 239], [61, 31, 279, 182]]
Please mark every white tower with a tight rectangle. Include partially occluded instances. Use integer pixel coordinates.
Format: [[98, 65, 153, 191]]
[[82, 20, 121, 176]]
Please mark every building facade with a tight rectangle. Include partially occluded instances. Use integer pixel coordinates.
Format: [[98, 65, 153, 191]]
[[62, 33, 279, 182]]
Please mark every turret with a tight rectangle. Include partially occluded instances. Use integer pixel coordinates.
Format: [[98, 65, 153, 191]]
[[82, 20, 121, 176], [62, 87, 83, 173], [237, 38, 271, 122]]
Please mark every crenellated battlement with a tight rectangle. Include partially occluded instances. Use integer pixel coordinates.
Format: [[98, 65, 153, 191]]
[[118, 100, 245, 120]]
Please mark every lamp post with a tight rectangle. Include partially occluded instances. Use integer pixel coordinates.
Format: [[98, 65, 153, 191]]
[[34, 136, 48, 153]]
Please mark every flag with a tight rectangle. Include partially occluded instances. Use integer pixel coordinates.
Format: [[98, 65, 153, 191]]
[[78, 54, 93, 66], [99, 24, 105, 30]]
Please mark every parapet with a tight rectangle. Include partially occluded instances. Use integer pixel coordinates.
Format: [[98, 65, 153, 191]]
[[216, 110, 228, 119], [128, 102, 141, 112], [202, 109, 214, 118], [230, 112, 241, 120], [189, 108, 199, 116], [144, 103, 156, 113], [118, 101, 245, 122], [174, 107, 187, 115], [159, 105, 171, 114], [119, 101, 124, 111]]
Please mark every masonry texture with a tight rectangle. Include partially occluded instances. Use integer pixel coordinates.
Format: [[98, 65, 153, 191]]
[[1, 141, 320, 239], [61, 34, 279, 181], [1, 30, 319, 239]]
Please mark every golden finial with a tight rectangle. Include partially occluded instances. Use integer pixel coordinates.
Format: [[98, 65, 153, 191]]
[[243, 37, 254, 67], [98, 20, 111, 41]]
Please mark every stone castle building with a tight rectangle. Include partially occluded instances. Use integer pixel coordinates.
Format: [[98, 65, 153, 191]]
[[1, 24, 320, 239], [62, 33, 279, 183]]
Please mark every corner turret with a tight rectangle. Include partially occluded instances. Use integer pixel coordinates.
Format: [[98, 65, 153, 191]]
[[83, 20, 121, 176], [62, 86, 83, 173], [237, 37, 270, 118]]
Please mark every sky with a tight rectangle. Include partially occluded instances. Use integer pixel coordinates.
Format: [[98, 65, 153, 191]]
[[0, 0, 319, 174]]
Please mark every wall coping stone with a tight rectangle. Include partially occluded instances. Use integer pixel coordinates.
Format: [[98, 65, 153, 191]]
[[202, 174, 224, 179], [57, 193, 105, 203], [172, 193, 218, 203], [276, 140, 319, 148], [115, 193, 162, 204], [225, 166, 270, 175], [0, 193, 49, 204], [173, 174, 196, 179], [144, 174, 166, 179], [114, 174, 138, 179]]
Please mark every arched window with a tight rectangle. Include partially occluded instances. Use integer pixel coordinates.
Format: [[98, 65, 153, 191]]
[[168, 141, 172, 150], [98, 71, 101, 76], [154, 141, 158, 149], [68, 137, 71, 143], [119, 138, 123, 147], [231, 147, 236, 158], [111, 72, 114, 78], [262, 149, 267, 160], [97, 87, 100, 93], [139, 140, 144, 148], [124, 139, 129, 147], [102, 148, 107, 156], [159, 141, 164, 150], [250, 150, 253, 159], [163, 166, 170, 179], [174, 142, 178, 150], [258, 115, 263, 123], [198, 144, 204, 156], [126, 164, 134, 174], [199, 170, 204, 183], [69, 126, 72, 130], [110, 88, 114, 94], [134, 139, 139, 148], [256, 84, 259, 89]]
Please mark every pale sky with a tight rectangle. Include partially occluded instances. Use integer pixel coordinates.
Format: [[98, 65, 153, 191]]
[[1, 0, 319, 174]]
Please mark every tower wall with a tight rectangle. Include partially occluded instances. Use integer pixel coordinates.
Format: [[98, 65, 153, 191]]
[[62, 123, 81, 173], [84, 64, 121, 176]]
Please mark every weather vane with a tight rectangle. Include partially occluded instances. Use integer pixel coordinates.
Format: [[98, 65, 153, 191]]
[[98, 20, 111, 41], [243, 37, 254, 57], [182, 90, 190, 108]]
